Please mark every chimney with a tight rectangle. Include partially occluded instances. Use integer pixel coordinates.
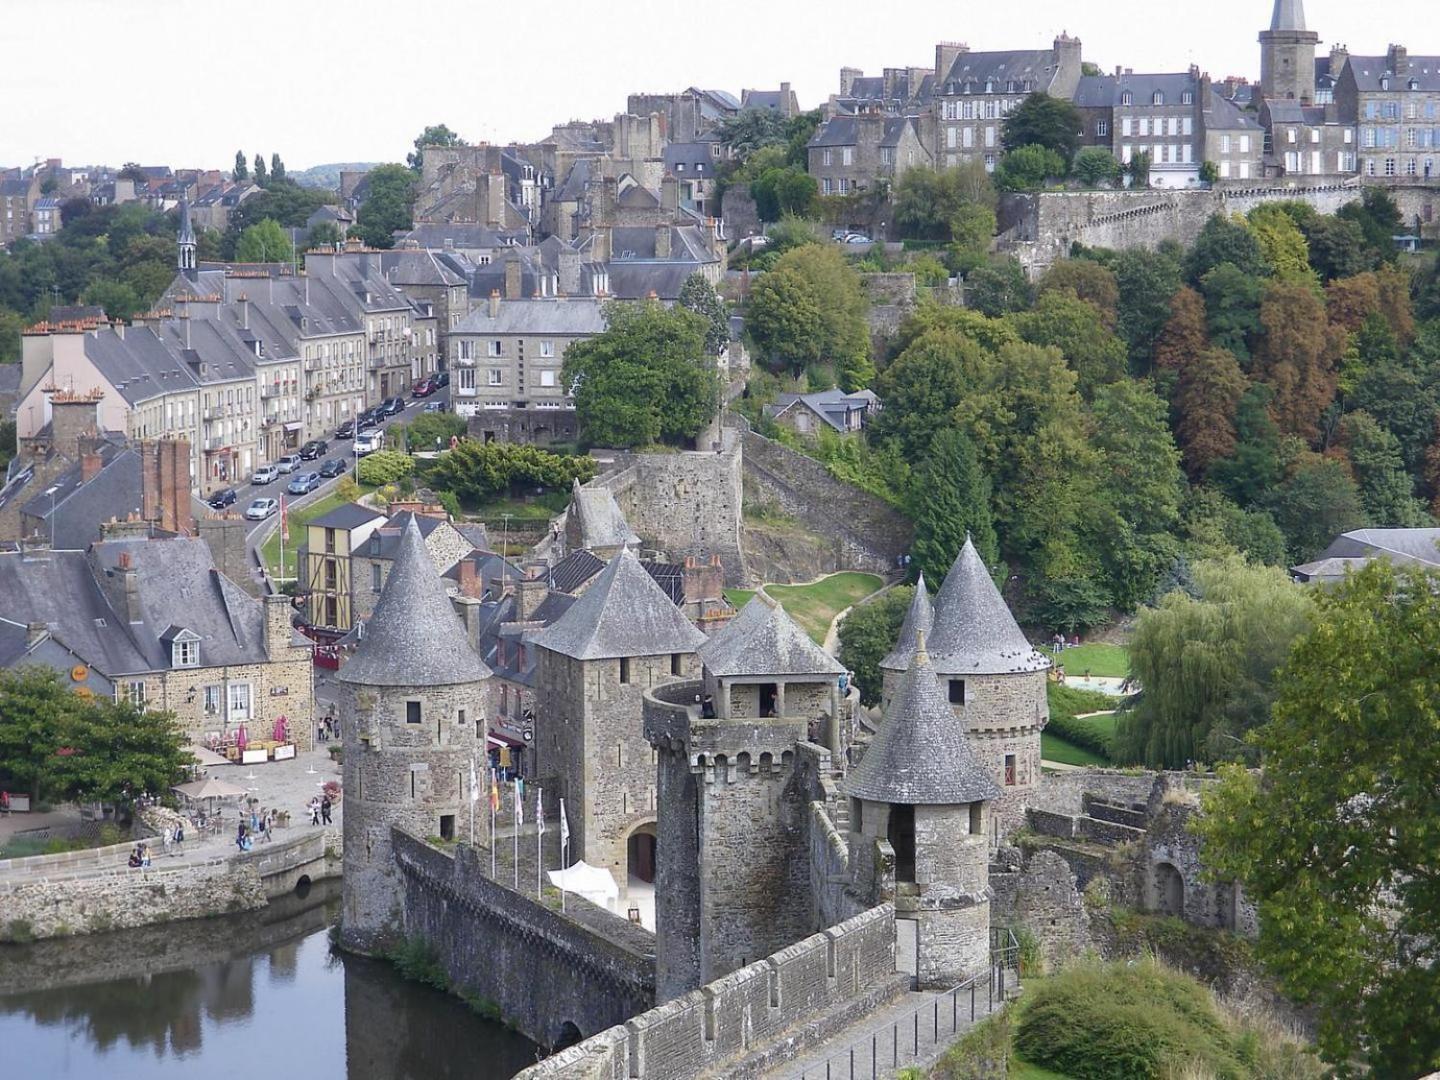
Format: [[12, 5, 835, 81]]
[[80, 449, 103, 482], [558, 247, 581, 296], [457, 557, 482, 599], [1388, 44, 1409, 76], [117, 550, 143, 625], [661, 174, 679, 215], [504, 257, 522, 300], [656, 224, 672, 259], [682, 554, 724, 609], [48, 392, 102, 462], [839, 66, 861, 97], [140, 441, 160, 523], [262, 594, 294, 661], [515, 574, 548, 621], [487, 173, 506, 228], [779, 81, 793, 117], [1330, 45, 1350, 77], [489, 288, 501, 319], [26, 622, 48, 647], [935, 41, 967, 81], [239, 294, 249, 329]]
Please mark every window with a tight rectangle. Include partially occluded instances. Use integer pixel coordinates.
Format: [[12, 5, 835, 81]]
[[203, 684, 223, 715], [406, 700, 422, 725], [1096, 120, 1108, 137], [1311, 129, 1321, 144], [1004, 753, 1017, 786], [539, 370, 556, 388], [1167, 117, 1178, 137], [1386, 157, 1397, 176], [173, 638, 198, 668], [439, 814, 455, 840], [1152, 91, 1164, 105], [539, 340, 554, 358], [459, 340, 472, 361], [127, 680, 147, 709], [949, 679, 966, 704], [675, 163, 685, 172], [488, 369, 504, 386], [1139, 117, 1150, 137], [1220, 134, 1231, 154], [1181, 90, 1194, 105], [1288, 128, 1297, 143], [880, 147, 894, 165], [841, 147, 853, 166], [228, 683, 251, 720], [961, 127, 974, 148], [487, 340, 502, 357], [372, 563, 382, 591], [671, 653, 682, 676], [1121, 90, 1134, 106], [1219, 160, 1231, 178], [822, 148, 832, 166], [619, 656, 630, 684], [822, 177, 833, 195], [1122, 117, 1133, 137], [984, 126, 995, 148], [888, 804, 916, 881], [1239, 135, 1251, 153], [969, 802, 983, 835], [946, 126, 957, 149]]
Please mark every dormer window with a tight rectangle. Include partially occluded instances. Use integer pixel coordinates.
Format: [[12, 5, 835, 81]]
[[1181, 90, 1194, 105], [1153, 91, 1165, 105], [1380, 76, 1390, 90], [166, 627, 201, 668], [1409, 79, 1420, 91], [1121, 90, 1134, 105]]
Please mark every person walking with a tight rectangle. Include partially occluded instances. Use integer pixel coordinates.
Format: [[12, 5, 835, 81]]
[[263, 811, 274, 843], [309, 797, 321, 826], [320, 795, 332, 826], [174, 820, 185, 855], [160, 825, 172, 858]]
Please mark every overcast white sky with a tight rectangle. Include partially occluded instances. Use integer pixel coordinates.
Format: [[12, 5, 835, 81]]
[[1, 0, 1434, 171]]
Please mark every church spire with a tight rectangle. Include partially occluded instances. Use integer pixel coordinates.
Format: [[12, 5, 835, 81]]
[[1270, 0, 1306, 31], [176, 197, 196, 273]]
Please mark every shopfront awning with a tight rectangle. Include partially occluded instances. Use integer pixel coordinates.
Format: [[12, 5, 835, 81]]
[[285, 421, 304, 432], [487, 729, 527, 749]]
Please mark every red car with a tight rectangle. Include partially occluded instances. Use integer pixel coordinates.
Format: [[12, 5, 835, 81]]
[[411, 378, 437, 398]]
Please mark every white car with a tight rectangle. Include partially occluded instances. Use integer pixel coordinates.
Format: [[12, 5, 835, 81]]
[[251, 464, 280, 485], [244, 497, 279, 521], [353, 432, 383, 456]]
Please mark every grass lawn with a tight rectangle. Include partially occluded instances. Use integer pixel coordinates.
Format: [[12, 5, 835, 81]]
[[1041, 732, 1109, 767], [725, 573, 884, 644], [1011, 1060, 1072, 1079], [469, 492, 569, 522], [1052, 643, 1129, 679], [1074, 712, 1117, 740], [260, 488, 374, 581]]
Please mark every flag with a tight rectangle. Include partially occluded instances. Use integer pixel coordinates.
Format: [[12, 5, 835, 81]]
[[536, 787, 545, 835], [280, 494, 289, 543], [489, 768, 500, 812], [469, 757, 479, 804], [559, 799, 569, 848], [514, 777, 523, 826]]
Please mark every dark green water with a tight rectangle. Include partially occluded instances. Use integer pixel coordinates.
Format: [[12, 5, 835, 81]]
[[0, 881, 540, 1079]]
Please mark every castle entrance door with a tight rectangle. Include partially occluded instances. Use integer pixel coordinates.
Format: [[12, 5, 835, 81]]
[[627, 827, 657, 884]]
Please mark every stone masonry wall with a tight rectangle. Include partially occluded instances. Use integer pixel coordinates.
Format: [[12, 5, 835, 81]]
[[514, 903, 898, 1080], [990, 849, 1091, 974]]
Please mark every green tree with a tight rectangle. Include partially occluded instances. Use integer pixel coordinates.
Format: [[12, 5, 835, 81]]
[[1301, 214, 1374, 282], [1009, 289, 1127, 396], [750, 245, 872, 389], [58, 697, 187, 809], [1117, 556, 1314, 767], [1194, 561, 1440, 1075], [233, 150, 248, 181], [1036, 259, 1120, 328], [871, 325, 991, 460], [746, 266, 822, 375], [407, 124, 467, 171], [357, 449, 416, 486], [424, 440, 596, 503], [1185, 214, 1267, 284], [0, 666, 77, 802], [1180, 488, 1287, 566], [1071, 147, 1121, 188], [677, 273, 730, 355], [750, 166, 818, 220], [269, 153, 285, 183], [1000, 93, 1082, 162], [1247, 204, 1315, 284], [1335, 187, 1402, 263], [0, 310, 24, 364], [1342, 410, 1429, 525], [892, 162, 996, 242], [354, 163, 415, 249], [234, 218, 294, 264], [1210, 384, 1285, 507], [1126, 150, 1152, 187], [1114, 248, 1183, 369], [994, 145, 1066, 192], [836, 586, 914, 707], [1263, 457, 1365, 561], [1199, 262, 1265, 364], [966, 257, 1032, 317], [405, 411, 466, 453], [1198, 160, 1220, 184], [81, 279, 142, 322], [307, 220, 341, 249], [563, 302, 719, 448], [911, 427, 998, 585], [253, 153, 267, 186]]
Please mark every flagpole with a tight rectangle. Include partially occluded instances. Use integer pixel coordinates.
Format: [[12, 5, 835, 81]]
[[535, 786, 543, 901], [468, 756, 475, 847], [512, 778, 520, 891], [489, 768, 496, 878]]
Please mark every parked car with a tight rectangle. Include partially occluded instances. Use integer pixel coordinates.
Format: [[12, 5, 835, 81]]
[[423, 401, 444, 414], [318, 458, 347, 478], [380, 395, 407, 416], [435, 371, 450, 387], [356, 410, 379, 431], [843, 233, 872, 245], [334, 420, 355, 439], [287, 472, 321, 495], [251, 464, 280, 485], [412, 378, 437, 398], [299, 439, 329, 460], [353, 431, 383, 456], [276, 454, 302, 474], [244, 497, 279, 521], [206, 487, 238, 510]]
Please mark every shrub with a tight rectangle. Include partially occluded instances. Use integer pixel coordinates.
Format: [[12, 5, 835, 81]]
[[1045, 683, 1118, 759], [357, 450, 415, 486], [4, 919, 35, 943], [335, 476, 361, 503], [388, 936, 450, 992], [933, 1013, 1012, 1080]]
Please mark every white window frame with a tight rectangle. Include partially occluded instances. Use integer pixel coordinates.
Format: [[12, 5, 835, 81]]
[[488, 369, 504, 386], [228, 682, 252, 721], [173, 638, 199, 668]]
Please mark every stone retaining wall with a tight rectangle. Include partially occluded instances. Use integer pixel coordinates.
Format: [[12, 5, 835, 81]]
[[515, 903, 898, 1080]]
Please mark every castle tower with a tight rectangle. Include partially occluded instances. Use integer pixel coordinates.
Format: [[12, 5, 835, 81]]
[[1259, 0, 1319, 103], [846, 632, 1000, 988], [176, 197, 197, 273], [644, 595, 848, 1000], [532, 548, 705, 894], [338, 518, 493, 954], [879, 572, 934, 711], [924, 538, 1049, 833]]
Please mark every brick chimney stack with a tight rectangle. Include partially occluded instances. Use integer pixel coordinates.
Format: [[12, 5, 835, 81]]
[[81, 450, 104, 482], [141, 439, 194, 535]]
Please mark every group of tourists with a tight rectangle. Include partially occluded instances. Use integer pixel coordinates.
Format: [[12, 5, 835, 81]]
[[316, 714, 340, 743], [307, 795, 333, 826]]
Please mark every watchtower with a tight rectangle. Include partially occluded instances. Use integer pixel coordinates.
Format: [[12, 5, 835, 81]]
[[1259, 0, 1320, 104], [847, 632, 1000, 988], [338, 518, 493, 955], [644, 595, 848, 999]]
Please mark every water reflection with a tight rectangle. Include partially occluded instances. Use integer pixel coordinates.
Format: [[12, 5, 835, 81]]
[[0, 882, 538, 1079]]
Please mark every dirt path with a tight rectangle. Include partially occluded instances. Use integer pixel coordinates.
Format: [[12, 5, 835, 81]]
[[822, 579, 897, 657]]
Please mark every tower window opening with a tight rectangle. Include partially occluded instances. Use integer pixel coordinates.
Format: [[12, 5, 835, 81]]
[[949, 679, 966, 704], [889, 804, 916, 882]]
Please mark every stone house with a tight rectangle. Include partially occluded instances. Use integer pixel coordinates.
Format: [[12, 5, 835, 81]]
[[1075, 70, 1205, 187], [349, 510, 490, 624], [1336, 46, 1440, 179], [1258, 99, 1357, 176], [829, 65, 936, 117], [662, 142, 721, 216], [0, 173, 39, 246], [1290, 526, 1440, 584], [1202, 89, 1267, 180], [0, 536, 314, 748], [763, 389, 877, 437], [626, 88, 739, 144], [807, 114, 931, 195], [379, 245, 468, 371], [740, 84, 801, 118]]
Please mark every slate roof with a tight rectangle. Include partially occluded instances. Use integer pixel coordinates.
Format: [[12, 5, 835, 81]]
[[308, 503, 386, 531], [846, 638, 1001, 805], [1302, 528, 1440, 569], [940, 50, 1060, 96], [19, 445, 144, 550], [1074, 72, 1198, 108], [881, 575, 934, 672], [364, 511, 446, 560], [550, 549, 606, 594], [764, 389, 876, 433], [339, 518, 492, 686], [1345, 56, 1440, 92], [700, 595, 844, 678], [663, 143, 715, 174], [1270, 0, 1306, 31], [531, 548, 705, 661], [453, 297, 607, 337], [1203, 89, 1263, 132], [570, 479, 640, 550], [928, 538, 1049, 676], [399, 222, 526, 252]]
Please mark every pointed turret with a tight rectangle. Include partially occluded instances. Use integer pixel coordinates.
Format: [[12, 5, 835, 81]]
[[339, 517, 491, 686], [700, 594, 844, 678], [928, 537, 1048, 676], [1270, 0, 1306, 31], [881, 573, 934, 673], [847, 632, 1000, 806], [176, 197, 197, 273]]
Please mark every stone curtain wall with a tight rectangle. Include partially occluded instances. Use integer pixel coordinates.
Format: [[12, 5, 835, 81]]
[[740, 430, 912, 577], [515, 903, 900, 1080], [391, 829, 656, 1049]]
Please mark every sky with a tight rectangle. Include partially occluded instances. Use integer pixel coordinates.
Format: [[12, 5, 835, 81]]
[[2, 0, 1435, 171]]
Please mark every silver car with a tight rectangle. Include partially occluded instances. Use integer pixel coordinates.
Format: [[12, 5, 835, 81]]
[[244, 497, 279, 521]]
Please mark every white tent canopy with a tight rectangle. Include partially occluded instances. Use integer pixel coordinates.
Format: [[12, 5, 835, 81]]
[[547, 861, 620, 910]]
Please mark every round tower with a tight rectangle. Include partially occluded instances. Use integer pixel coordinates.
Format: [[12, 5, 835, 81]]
[[338, 518, 492, 954], [847, 632, 1001, 988], [879, 571, 933, 711], [924, 537, 1050, 833]]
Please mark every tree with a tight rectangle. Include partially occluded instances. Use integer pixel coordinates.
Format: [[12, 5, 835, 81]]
[[1198, 160, 1220, 184], [1263, 458, 1365, 561], [1174, 346, 1248, 479], [563, 302, 719, 448], [994, 145, 1067, 192], [1210, 384, 1285, 507], [0, 666, 77, 802], [837, 586, 914, 707], [1036, 259, 1119, 328], [233, 151, 248, 182], [750, 245, 871, 389], [1247, 204, 1315, 284], [118, 162, 146, 183], [1126, 150, 1152, 187], [892, 162, 996, 242], [424, 441, 596, 503], [677, 273, 730, 356], [269, 153, 286, 184], [751, 166, 818, 220], [966, 257, 1032, 317], [1341, 411, 1429, 525], [1009, 289, 1127, 396], [1185, 214, 1267, 283], [1000, 93, 1082, 162], [307, 220, 341, 249], [81, 279, 142, 322], [407, 124, 467, 171], [357, 449, 415, 486], [253, 153, 267, 186], [1194, 561, 1440, 1075], [1254, 282, 1342, 440], [1114, 248, 1183, 370], [1180, 488, 1287, 566], [948, 202, 997, 272], [871, 326, 991, 460], [911, 427, 998, 586], [1151, 286, 1209, 372], [1199, 262, 1265, 365], [1301, 214, 1374, 281], [1071, 147, 1122, 188], [403, 410, 466, 453], [747, 266, 822, 375], [1116, 556, 1314, 767], [1335, 187, 1402, 263], [234, 218, 294, 264], [354, 163, 415, 249]]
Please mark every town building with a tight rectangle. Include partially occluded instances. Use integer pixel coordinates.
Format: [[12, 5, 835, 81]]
[[1074, 70, 1204, 187], [300, 502, 388, 632], [348, 509, 490, 625], [1291, 527, 1440, 584], [763, 388, 878, 437], [807, 114, 931, 195], [1202, 88, 1268, 179], [0, 173, 39, 246], [1336, 45, 1440, 179]]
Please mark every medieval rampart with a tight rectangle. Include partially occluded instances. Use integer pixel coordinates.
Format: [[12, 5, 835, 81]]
[[391, 829, 656, 1049], [514, 903, 901, 1080]]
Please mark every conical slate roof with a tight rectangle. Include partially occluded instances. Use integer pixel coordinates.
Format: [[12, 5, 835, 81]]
[[701, 595, 845, 678], [846, 634, 1001, 805], [928, 538, 1049, 676], [570, 478, 640, 550], [338, 518, 492, 686], [1270, 0, 1306, 31], [531, 548, 706, 660], [177, 197, 196, 246], [881, 574, 934, 672]]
